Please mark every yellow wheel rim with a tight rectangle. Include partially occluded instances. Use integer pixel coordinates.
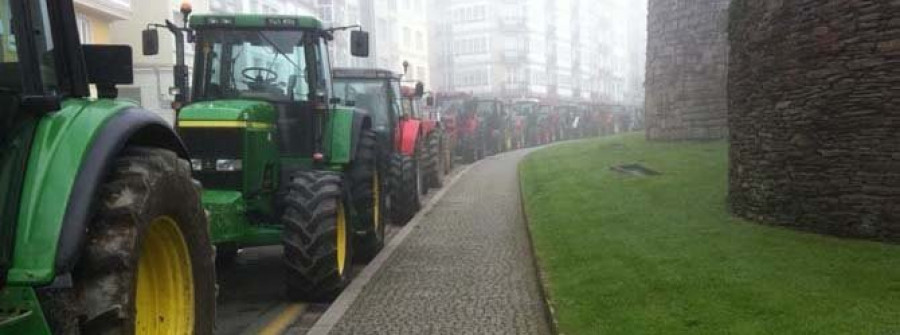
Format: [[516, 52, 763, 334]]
[[337, 202, 347, 276], [135, 217, 194, 334], [373, 171, 381, 232]]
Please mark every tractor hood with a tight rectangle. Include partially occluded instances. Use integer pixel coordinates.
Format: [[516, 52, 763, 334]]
[[178, 100, 276, 124]]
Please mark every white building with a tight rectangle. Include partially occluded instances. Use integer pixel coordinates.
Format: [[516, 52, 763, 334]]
[[429, 0, 639, 106]]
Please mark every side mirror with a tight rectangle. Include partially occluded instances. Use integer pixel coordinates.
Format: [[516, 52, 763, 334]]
[[142, 29, 159, 56], [415, 82, 424, 97], [82, 45, 134, 98], [350, 30, 370, 57]]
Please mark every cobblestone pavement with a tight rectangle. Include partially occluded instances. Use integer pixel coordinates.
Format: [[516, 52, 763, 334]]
[[326, 150, 551, 335]]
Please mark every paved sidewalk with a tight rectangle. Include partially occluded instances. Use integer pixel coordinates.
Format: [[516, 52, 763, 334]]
[[324, 150, 551, 334]]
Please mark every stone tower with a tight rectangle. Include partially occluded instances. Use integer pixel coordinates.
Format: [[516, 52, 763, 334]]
[[728, 0, 900, 241], [645, 0, 730, 141]]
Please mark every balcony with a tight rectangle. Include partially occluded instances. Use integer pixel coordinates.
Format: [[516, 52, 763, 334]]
[[497, 17, 526, 32], [500, 48, 528, 63], [74, 0, 132, 20]]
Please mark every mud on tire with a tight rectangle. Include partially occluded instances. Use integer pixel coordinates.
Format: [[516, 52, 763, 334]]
[[282, 171, 351, 302], [38, 146, 216, 335]]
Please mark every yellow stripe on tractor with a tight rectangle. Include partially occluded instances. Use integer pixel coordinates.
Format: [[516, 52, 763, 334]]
[[178, 121, 272, 129]]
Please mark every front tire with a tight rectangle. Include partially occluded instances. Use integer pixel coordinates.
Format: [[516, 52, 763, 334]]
[[40, 147, 216, 335], [282, 171, 351, 302]]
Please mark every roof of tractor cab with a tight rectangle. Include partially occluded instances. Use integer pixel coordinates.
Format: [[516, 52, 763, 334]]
[[190, 14, 323, 30], [333, 68, 401, 80]]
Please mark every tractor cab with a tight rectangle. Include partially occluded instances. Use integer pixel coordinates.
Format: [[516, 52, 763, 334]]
[[333, 68, 402, 141], [400, 83, 426, 120]]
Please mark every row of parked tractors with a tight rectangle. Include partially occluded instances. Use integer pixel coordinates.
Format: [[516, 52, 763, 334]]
[[0, 2, 613, 333], [430, 94, 621, 164]]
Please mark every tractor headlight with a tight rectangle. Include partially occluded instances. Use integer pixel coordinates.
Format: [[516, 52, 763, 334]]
[[191, 159, 203, 171], [216, 159, 242, 171]]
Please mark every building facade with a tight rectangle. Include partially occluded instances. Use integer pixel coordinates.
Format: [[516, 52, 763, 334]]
[[429, 0, 638, 106], [73, 0, 132, 44]]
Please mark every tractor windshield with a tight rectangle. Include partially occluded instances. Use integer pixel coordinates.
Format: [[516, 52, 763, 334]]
[[193, 29, 325, 103], [333, 78, 395, 132]]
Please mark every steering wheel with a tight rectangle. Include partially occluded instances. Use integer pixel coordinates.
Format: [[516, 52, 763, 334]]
[[242, 67, 279, 85]]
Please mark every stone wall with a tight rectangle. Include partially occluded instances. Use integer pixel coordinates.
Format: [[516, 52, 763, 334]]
[[645, 0, 730, 141], [728, 0, 900, 241]]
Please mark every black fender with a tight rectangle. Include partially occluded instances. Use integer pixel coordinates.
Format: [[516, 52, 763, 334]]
[[349, 109, 372, 162], [55, 107, 189, 274]]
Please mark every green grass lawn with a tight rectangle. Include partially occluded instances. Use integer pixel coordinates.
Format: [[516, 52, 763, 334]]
[[519, 133, 900, 334]]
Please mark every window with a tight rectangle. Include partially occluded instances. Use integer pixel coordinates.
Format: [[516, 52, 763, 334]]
[[0, 0, 15, 63], [194, 30, 312, 102], [415, 31, 423, 50], [452, 37, 488, 56], [417, 66, 425, 83], [1, 0, 58, 94], [403, 27, 410, 47], [75, 13, 92, 43]]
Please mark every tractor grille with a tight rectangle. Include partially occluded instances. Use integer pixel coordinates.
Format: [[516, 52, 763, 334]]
[[178, 127, 244, 191]]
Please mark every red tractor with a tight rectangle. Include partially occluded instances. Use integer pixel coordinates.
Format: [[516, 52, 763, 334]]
[[399, 83, 447, 192]]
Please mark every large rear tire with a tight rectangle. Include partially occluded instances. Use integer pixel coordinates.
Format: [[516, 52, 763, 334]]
[[388, 153, 421, 225], [348, 129, 386, 263], [282, 171, 351, 302], [423, 130, 444, 189], [39, 147, 216, 335]]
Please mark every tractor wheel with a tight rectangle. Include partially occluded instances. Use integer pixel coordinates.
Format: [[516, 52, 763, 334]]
[[347, 129, 386, 263], [38, 147, 216, 335], [423, 130, 445, 189], [282, 171, 350, 302], [415, 139, 428, 196], [443, 135, 455, 174], [388, 153, 421, 225]]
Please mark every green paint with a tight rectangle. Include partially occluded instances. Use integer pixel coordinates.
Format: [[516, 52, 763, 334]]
[[190, 14, 323, 30], [0, 286, 51, 335], [179, 99, 276, 123], [202, 190, 282, 246], [326, 107, 355, 164], [9, 98, 136, 285]]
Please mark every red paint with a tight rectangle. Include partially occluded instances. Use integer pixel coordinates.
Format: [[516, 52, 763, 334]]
[[395, 119, 421, 156]]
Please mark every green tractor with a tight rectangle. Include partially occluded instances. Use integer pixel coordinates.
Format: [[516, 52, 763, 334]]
[[1, 0, 215, 334], [143, 11, 383, 300]]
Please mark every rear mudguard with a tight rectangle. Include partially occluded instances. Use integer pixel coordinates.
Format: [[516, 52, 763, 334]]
[[9, 99, 188, 285], [395, 119, 421, 156]]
